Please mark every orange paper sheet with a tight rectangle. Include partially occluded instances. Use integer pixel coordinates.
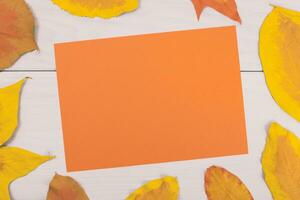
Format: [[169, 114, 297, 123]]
[[55, 26, 247, 171]]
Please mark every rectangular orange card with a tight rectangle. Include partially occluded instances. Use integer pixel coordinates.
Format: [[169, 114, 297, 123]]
[[55, 26, 248, 171]]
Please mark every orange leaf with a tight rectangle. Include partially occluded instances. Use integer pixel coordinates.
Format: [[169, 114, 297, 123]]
[[191, 0, 241, 23], [0, 0, 37, 69], [205, 166, 253, 200], [47, 174, 89, 200]]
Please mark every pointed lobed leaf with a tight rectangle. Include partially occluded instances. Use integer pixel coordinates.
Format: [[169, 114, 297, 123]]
[[51, 0, 139, 19], [259, 6, 300, 122], [47, 173, 89, 200], [205, 166, 253, 200], [262, 122, 300, 200], [126, 176, 179, 200], [0, 147, 54, 200], [0, 78, 27, 146], [191, 0, 241, 23], [0, 0, 37, 69]]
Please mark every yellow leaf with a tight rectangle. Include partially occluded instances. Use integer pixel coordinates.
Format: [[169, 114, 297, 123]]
[[0, 0, 37, 69], [205, 166, 253, 200], [47, 173, 89, 200], [0, 78, 27, 146], [259, 6, 300, 122], [0, 147, 54, 200], [262, 122, 300, 200], [125, 176, 179, 200], [51, 0, 139, 19]]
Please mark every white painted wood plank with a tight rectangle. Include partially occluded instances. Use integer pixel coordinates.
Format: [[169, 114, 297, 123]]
[[5, 0, 300, 71], [1, 71, 299, 199]]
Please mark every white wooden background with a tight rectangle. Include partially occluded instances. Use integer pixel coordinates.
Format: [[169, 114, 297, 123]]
[[2, 0, 300, 199]]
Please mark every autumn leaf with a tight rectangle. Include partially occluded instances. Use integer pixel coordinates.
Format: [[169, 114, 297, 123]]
[[0, 0, 37, 69], [191, 0, 241, 23], [125, 176, 179, 200], [205, 166, 253, 200], [51, 0, 139, 19], [0, 147, 54, 200], [262, 122, 300, 200], [0, 78, 28, 146], [47, 173, 89, 200], [0, 78, 54, 200], [259, 6, 300, 122]]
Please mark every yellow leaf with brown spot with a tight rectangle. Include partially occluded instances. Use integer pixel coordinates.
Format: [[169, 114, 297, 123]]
[[0, 0, 37, 69], [191, 0, 241, 23], [259, 6, 300, 122], [262, 122, 300, 200], [51, 0, 139, 19], [205, 166, 253, 200], [126, 176, 179, 200], [0, 147, 54, 200], [47, 173, 89, 200], [0, 78, 27, 146]]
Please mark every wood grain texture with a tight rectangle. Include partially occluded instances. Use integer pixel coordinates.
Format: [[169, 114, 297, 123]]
[[0, 72, 299, 200], [1, 0, 300, 199], [2, 0, 299, 71]]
